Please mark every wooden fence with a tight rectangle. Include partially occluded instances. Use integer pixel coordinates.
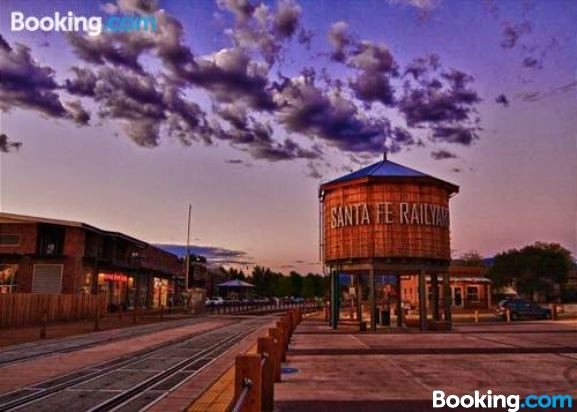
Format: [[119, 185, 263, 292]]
[[0, 293, 106, 328]]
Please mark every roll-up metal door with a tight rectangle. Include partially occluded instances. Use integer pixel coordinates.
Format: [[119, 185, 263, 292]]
[[32, 264, 63, 293]]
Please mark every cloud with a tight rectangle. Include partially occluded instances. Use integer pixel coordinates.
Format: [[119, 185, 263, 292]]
[[63, 100, 91, 125], [273, 74, 388, 153], [404, 54, 440, 80], [518, 81, 577, 103], [328, 22, 398, 107], [3, 1, 484, 167], [398, 66, 481, 146], [387, 0, 441, 10], [186, 48, 276, 111], [386, 0, 442, 19], [0, 35, 89, 124], [155, 243, 252, 265], [327, 21, 353, 62], [500, 21, 532, 49], [274, 0, 302, 38], [431, 125, 478, 145], [65, 67, 98, 96], [305, 160, 323, 178], [0, 133, 22, 153], [116, 0, 159, 14], [522, 56, 542, 69], [430, 149, 457, 160], [219, 0, 303, 65], [400, 69, 480, 126], [495, 94, 509, 107], [66, 66, 209, 147], [68, 33, 155, 73], [348, 41, 397, 107], [213, 102, 322, 161]]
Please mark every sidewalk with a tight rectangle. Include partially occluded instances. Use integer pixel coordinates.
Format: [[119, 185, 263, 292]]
[[274, 318, 577, 411]]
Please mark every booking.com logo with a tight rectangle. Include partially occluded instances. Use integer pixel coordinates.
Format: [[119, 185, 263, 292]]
[[433, 390, 573, 411], [10, 11, 157, 36]]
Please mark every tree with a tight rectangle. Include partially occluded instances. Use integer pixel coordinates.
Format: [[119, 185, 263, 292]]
[[458, 250, 484, 266], [289, 271, 304, 296], [227, 268, 246, 281], [301, 274, 316, 298], [488, 242, 573, 301], [278, 275, 292, 297]]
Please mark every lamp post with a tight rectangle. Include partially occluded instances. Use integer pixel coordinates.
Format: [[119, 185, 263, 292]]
[[130, 252, 141, 324], [185, 204, 191, 291]]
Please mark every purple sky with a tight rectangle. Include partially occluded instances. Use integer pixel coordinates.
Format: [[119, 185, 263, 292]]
[[0, 0, 576, 273]]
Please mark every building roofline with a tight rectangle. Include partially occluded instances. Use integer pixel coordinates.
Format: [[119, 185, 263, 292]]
[[320, 159, 459, 195], [0, 212, 173, 256]]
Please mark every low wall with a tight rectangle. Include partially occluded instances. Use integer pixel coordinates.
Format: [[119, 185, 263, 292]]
[[0, 293, 106, 328]]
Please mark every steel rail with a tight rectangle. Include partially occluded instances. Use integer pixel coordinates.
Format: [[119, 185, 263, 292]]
[[0, 319, 267, 411], [0, 316, 211, 367], [99, 325, 261, 412]]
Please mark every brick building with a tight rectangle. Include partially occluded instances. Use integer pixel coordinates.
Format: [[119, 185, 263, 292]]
[[186, 255, 229, 297], [0, 213, 182, 310], [401, 263, 492, 310]]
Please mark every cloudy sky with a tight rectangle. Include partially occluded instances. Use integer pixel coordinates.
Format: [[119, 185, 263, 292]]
[[0, 0, 576, 273]]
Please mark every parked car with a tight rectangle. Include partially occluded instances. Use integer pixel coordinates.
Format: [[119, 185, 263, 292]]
[[496, 298, 552, 320], [205, 297, 224, 307]]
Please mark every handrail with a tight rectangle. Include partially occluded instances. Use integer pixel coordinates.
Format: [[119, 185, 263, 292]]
[[260, 353, 268, 368], [231, 378, 253, 412]]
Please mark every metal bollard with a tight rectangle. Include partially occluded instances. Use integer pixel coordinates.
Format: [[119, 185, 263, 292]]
[[506, 308, 511, 323], [40, 309, 48, 339], [474, 310, 479, 323], [550, 304, 558, 320], [94, 299, 101, 331], [133, 303, 138, 324]]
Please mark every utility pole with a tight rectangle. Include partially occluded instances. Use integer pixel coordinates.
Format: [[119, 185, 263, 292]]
[[185, 204, 191, 291]]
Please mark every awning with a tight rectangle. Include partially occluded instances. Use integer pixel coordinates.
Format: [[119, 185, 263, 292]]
[[217, 279, 255, 288], [450, 277, 492, 283]]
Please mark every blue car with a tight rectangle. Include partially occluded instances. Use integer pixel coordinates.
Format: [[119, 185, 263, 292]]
[[496, 299, 552, 321]]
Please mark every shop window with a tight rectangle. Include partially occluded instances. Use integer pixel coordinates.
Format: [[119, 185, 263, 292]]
[[427, 285, 440, 302], [466, 286, 480, 302], [0, 264, 18, 293], [0, 233, 20, 246], [37, 224, 65, 256]]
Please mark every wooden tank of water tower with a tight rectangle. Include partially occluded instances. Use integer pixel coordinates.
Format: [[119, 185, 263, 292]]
[[319, 155, 459, 331]]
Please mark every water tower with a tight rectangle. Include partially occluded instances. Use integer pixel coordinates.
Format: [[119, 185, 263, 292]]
[[320, 155, 459, 331]]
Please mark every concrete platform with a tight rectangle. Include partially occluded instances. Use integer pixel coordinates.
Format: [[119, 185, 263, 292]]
[[275, 319, 577, 411]]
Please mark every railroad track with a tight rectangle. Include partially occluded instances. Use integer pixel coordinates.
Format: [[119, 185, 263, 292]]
[[0, 317, 273, 412], [0, 307, 293, 367], [0, 316, 215, 367]]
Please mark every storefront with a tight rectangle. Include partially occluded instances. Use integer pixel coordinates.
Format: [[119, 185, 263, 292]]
[[152, 277, 169, 308], [0, 264, 17, 294], [97, 272, 134, 309]]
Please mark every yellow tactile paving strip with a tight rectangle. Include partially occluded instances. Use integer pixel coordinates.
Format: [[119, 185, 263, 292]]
[[187, 344, 258, 412]]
